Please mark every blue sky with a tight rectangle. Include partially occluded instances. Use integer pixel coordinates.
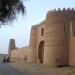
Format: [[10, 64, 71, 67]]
[[0, 0, 75, 54]]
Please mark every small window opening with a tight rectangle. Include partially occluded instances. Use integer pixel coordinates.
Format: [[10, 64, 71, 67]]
[[41, 28, 44, 36]]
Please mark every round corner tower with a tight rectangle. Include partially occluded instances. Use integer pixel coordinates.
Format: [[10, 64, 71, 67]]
[[43, 8, 75, 66], [28, 25, 38, 63], [28, 8, 75, 67], [8, 39, 16, 58], [8, 39, 16, 51]]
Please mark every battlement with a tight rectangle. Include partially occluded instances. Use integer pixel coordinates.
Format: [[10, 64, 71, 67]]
[[47, 8, 75, 14], [46, 8, 75, 18]]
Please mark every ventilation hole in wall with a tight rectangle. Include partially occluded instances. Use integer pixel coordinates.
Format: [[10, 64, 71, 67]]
[[72, 24, 75, 36], [41, 28, 44, 36], [24, 57, 27, 60]]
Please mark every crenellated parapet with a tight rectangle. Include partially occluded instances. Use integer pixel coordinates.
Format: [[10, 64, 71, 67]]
[[46, 8, 75, 20], [47, 8, 75, 14]]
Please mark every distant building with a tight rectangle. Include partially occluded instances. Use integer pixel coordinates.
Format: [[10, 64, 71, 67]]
[[8, 8, 75, 67]]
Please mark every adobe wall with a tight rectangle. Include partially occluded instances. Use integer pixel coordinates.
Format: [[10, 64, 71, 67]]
[[37, 21, 45, 43], [28, 25, 37, 63], [37, 21, 45, 63], [69, 21, 75, 66], [10, 47, 29, 62], [8, 39, 17, 59], [9, 8, 75, 67], [8, 39, 17, 51], [43, 8, 75, 66]]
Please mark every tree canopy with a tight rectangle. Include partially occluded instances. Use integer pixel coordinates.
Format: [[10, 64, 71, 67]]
[[0, 0, 25, 25]]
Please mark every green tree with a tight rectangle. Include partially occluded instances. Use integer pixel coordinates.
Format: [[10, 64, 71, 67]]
[[0, 0, 25, 25]]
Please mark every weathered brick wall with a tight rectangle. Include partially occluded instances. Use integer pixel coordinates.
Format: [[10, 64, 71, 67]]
[[28, 25, 38, 63], [9, 8, 75, 67], [69, 21, 75, 66], [10, 47, 29, 62], [37, 21, 45, 63], [8, 39, 16, 51], [44, 8, 75, 66]]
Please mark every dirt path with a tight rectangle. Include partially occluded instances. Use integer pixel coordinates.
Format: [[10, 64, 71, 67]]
[[10, 62, 75, 75]]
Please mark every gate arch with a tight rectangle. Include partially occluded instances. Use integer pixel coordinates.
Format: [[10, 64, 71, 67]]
[[38, 40, 44, 63]]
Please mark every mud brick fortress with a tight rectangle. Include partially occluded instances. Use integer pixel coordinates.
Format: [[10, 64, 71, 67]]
[[8, 8, 75, 67]]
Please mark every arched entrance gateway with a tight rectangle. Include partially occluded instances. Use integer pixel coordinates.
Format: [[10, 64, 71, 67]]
[[38, 40, 44, 63]]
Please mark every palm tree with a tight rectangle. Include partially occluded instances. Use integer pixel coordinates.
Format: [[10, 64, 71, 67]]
[[0, 0, 25, 25]]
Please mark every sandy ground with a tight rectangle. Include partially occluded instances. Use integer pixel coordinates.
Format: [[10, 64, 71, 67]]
[[9, 62, 75, 75]]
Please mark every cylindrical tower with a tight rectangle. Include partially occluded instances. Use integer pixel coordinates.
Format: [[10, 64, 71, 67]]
[[8, 39, 16, 50], [69, 21, 75, 66], [43, 8, 75, 66], [28, 25, 37, 63], [8, 39, 17, 60]]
